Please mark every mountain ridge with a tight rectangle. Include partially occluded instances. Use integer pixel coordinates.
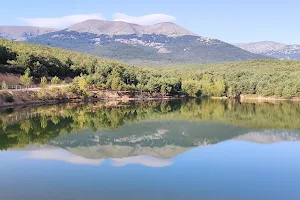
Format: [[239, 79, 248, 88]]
[[234, 41, 300, 60], [1, 20, 269, 64], [0, 26, 60, 41], [234, 41, 287, 54], [67, 19, 198, 37]]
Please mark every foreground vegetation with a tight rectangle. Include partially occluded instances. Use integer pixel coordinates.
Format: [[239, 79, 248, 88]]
[[0, 39, 300, 99]]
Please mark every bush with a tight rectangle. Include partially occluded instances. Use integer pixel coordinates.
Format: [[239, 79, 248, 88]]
[[51, 76, 60, 85], [1, 81, 8, 90], [68, 76, 90, 99], [37, 89, 47, 100], [40, 76, 47, 88], [4, 95, 14, 102]]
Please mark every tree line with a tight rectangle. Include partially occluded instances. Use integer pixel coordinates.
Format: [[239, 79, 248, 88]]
[[0, 39, 299, 98]]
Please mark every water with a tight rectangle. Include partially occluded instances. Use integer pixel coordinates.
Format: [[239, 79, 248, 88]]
[[0, 99, 300, 200]]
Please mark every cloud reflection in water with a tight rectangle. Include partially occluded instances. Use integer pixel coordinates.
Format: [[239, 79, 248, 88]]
[[26, 149, 173, 168]]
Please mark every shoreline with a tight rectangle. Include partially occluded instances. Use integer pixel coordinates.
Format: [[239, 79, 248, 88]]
[[0, 90, 183, 109], [0, 97, 181, 109], [1, 90, 299, 109], [239, 95, 300, 102], [211, 95, 300, 102]]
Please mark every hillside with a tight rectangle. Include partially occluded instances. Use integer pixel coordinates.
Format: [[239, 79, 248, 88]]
[[0, 20, 266, 64], [0, 39, 299, 99], [0, 38, 127, 78], [235, 41, 300, 60]]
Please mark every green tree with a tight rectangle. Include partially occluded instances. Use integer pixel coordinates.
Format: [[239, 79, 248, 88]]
[[20, 68, 33, 88], [68, 76, 90, 98], [16, 53, 29, 68], [20, 120, 32, 134], [160, 84, 172, 96], [87, 59, 97, 75], [213, 78, 226, 97], [51, 76, 60, 85], [111, 77, 122, 90], [0, 45, 14, 64], [40, 77, 47, 88], [182, 80, 200, 97]]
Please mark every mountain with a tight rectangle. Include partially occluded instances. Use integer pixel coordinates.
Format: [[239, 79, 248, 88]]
[[234, 130, 300, 144], [0, 26, 59, 41], [46, 121, 300, 160], [10, 20, 267, 65], [49, 120, 249, 159], [234, 41, 300, 60], [68, 20, 197, 37], [21, 128, 300, 167], [234, 41, 286, 54]]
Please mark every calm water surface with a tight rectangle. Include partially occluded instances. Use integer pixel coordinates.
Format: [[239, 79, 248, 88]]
[[0, 99, 300, 200]]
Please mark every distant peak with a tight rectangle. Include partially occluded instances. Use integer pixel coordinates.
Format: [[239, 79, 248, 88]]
[[154, 22, 175, 25], [67, 19, 197, 37], [0, 26, 60, 41], [234, 41, 288, 54], [0, 25, 59, 31]]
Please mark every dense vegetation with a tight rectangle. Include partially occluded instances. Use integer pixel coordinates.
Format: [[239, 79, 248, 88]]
[[0, 39, 300, 98], [171, 61, 300, 98], [1, 99, 300, 150]]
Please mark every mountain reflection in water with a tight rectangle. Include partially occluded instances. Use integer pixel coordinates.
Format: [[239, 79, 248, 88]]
[[1, 99, 300, 200], [1, 99, 300, 161]]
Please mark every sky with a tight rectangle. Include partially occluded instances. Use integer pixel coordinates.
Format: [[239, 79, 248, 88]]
[[1, 0, 299, 44]]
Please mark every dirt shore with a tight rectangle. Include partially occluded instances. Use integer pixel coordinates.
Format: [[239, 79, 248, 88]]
[[0, 89, 181, 108], [239, 95, 300, 102], [1, 90, 298, 108]]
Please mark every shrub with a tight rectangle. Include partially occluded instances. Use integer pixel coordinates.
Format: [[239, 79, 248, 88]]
[[51, 76, 60, 85], [4, 95, 14, 102], [68, 76, 90, 99], [40, 76, 47, 88], [1, 81, 8, 90]]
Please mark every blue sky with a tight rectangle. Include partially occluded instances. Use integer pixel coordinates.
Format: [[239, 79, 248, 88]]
[[1, 0, 299, 44]]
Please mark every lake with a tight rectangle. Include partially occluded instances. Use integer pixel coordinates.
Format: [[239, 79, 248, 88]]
[[0, 99, 300, 200]]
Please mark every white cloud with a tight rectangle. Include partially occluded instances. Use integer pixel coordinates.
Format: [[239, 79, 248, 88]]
[[113, 13, 177, 25], [112, 156, 173, 167], [26, 149, 104, 166], [18, 13, 105, 29], [26, 150, 172, 168], [18, 13, 177, 28]]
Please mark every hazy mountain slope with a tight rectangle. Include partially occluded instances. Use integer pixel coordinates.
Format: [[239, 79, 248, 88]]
[[27, 20, 268, 64], [0, 26, 59, 41], [234, 41, 300, 60], [264, 45, 300, 60], [235, 130, 300, 144], [234, 41, 287, 54]]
